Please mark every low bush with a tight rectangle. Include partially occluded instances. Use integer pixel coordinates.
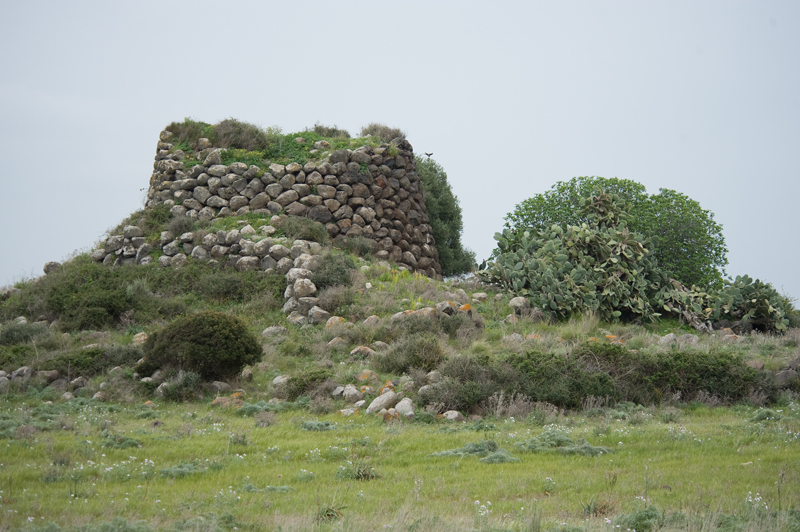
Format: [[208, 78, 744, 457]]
[[372, 333, 445, 374], [317, 285, 355, 314], [280, 368, 332, 401], [312, 123, 350, 138], [359, 123, 406, 142], [160, 371, 202, 402], [167, 216, 195, 237], [311, 253, 355, 290], [419, 355, 519, 411], [336, 236, 374, 258], [137, 311, 261, 381], [275, 216, 329, 244], [0, 322, 49, 346], [215, 118, 272, 151], [41, 345, 143, 379]]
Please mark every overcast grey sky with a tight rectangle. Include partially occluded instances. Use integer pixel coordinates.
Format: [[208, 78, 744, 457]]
[[1, 1, 798, 301]]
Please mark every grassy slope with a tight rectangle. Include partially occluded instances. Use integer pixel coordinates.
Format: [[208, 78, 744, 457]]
[[1, 205, 800, 530]]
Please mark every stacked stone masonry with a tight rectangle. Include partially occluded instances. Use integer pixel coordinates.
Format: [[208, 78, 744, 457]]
[[90, 129, 442, 278]]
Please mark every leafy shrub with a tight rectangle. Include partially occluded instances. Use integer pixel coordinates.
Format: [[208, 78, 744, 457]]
[[501, 176, 727, 289], [0, 322, 49, 345], [165, 118, 218, 148], [275, 216, 329, 244], [419, 355, 519, 411], [336, 236, 374, 258], [359, 123, 406, 142], [416, 156, 475, 276], [160, 371, 202, 402], [143, 204, 172, 229], [508, 342, 770, 408], [280, 368, 332, 401], [167, 215, 195, 237], [215, 118, 272, 151], [313, 123, 350, 138], [0, 344, 35, 372], [372, 333, 445, 373], [311, 253, 355, 290], [137, 311, 261, 380], [42, 345, 143, 378], [317, 285, 355, 314]]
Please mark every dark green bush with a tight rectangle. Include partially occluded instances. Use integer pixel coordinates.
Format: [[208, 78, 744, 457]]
[[372, 333, 445, 374], [0, 323, 49, 345], [41, 345, 143, 379], [419, 355, 520, 411], [0, 257, 286, 329], [275, 216, 329, 244], [0, 344, 35, 372], [507, 342, 770, 408], [137, 311, 261, 380], [311, 253, 355, 290]]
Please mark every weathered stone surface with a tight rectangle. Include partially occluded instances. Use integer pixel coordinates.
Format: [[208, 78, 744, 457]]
[[308, 306, 330, 325], [327, 336, 347, 349], [395, 398, 415, 416], [471, 292, 489, 302], [365, 390, 401, 414], [343, 384, 363, 403], [262, 325, 287, 337], [210, 381, 232, 394], [293, 278, 317, 297], [442, 410, 464, 422], [287, 311, 307, 326], [350, 346, 376, 358], [269, 245, 291, 260]]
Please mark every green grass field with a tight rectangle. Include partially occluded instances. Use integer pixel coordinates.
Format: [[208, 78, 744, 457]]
[[1, 394, 798, 531]]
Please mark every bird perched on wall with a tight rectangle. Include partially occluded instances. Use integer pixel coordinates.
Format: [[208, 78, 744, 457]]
[[424, 152, 433, 158]]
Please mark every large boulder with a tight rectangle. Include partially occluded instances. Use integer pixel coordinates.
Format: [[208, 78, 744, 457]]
[[365, 390, 402, 414]]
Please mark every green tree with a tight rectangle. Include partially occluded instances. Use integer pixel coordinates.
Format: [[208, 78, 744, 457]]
[[416, 156, 475, 276], [502, 177, 727, 289]]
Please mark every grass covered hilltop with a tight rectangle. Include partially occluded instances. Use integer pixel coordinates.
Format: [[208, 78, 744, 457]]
[[0, 121, 799, 531]]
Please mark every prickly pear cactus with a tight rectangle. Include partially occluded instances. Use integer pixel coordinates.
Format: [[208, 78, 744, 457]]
[[710, 275, 791, 332], [479, 191, 664, 322]]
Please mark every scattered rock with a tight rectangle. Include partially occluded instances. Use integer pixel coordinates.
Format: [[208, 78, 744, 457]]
[[776, 369, 798, 388], [308, 306, 331, 325], [442, 410, 464, 422], [262, 325, 288, 337], [272, 375, 290, 386], [471, 292, 488, 302], [327, 337, 348, 349], [350, 346, 376, 359], [241, 369, 253, 381], [325, 316, 347, 328], [357, 369, 380, 385], [210, 381, 232, 394], [659, 333, 677, 345], [343, 384, 364, 403], [365, 390, 402, 414]]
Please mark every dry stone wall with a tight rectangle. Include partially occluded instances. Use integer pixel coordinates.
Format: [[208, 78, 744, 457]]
[[101, 128, 441, 277]]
